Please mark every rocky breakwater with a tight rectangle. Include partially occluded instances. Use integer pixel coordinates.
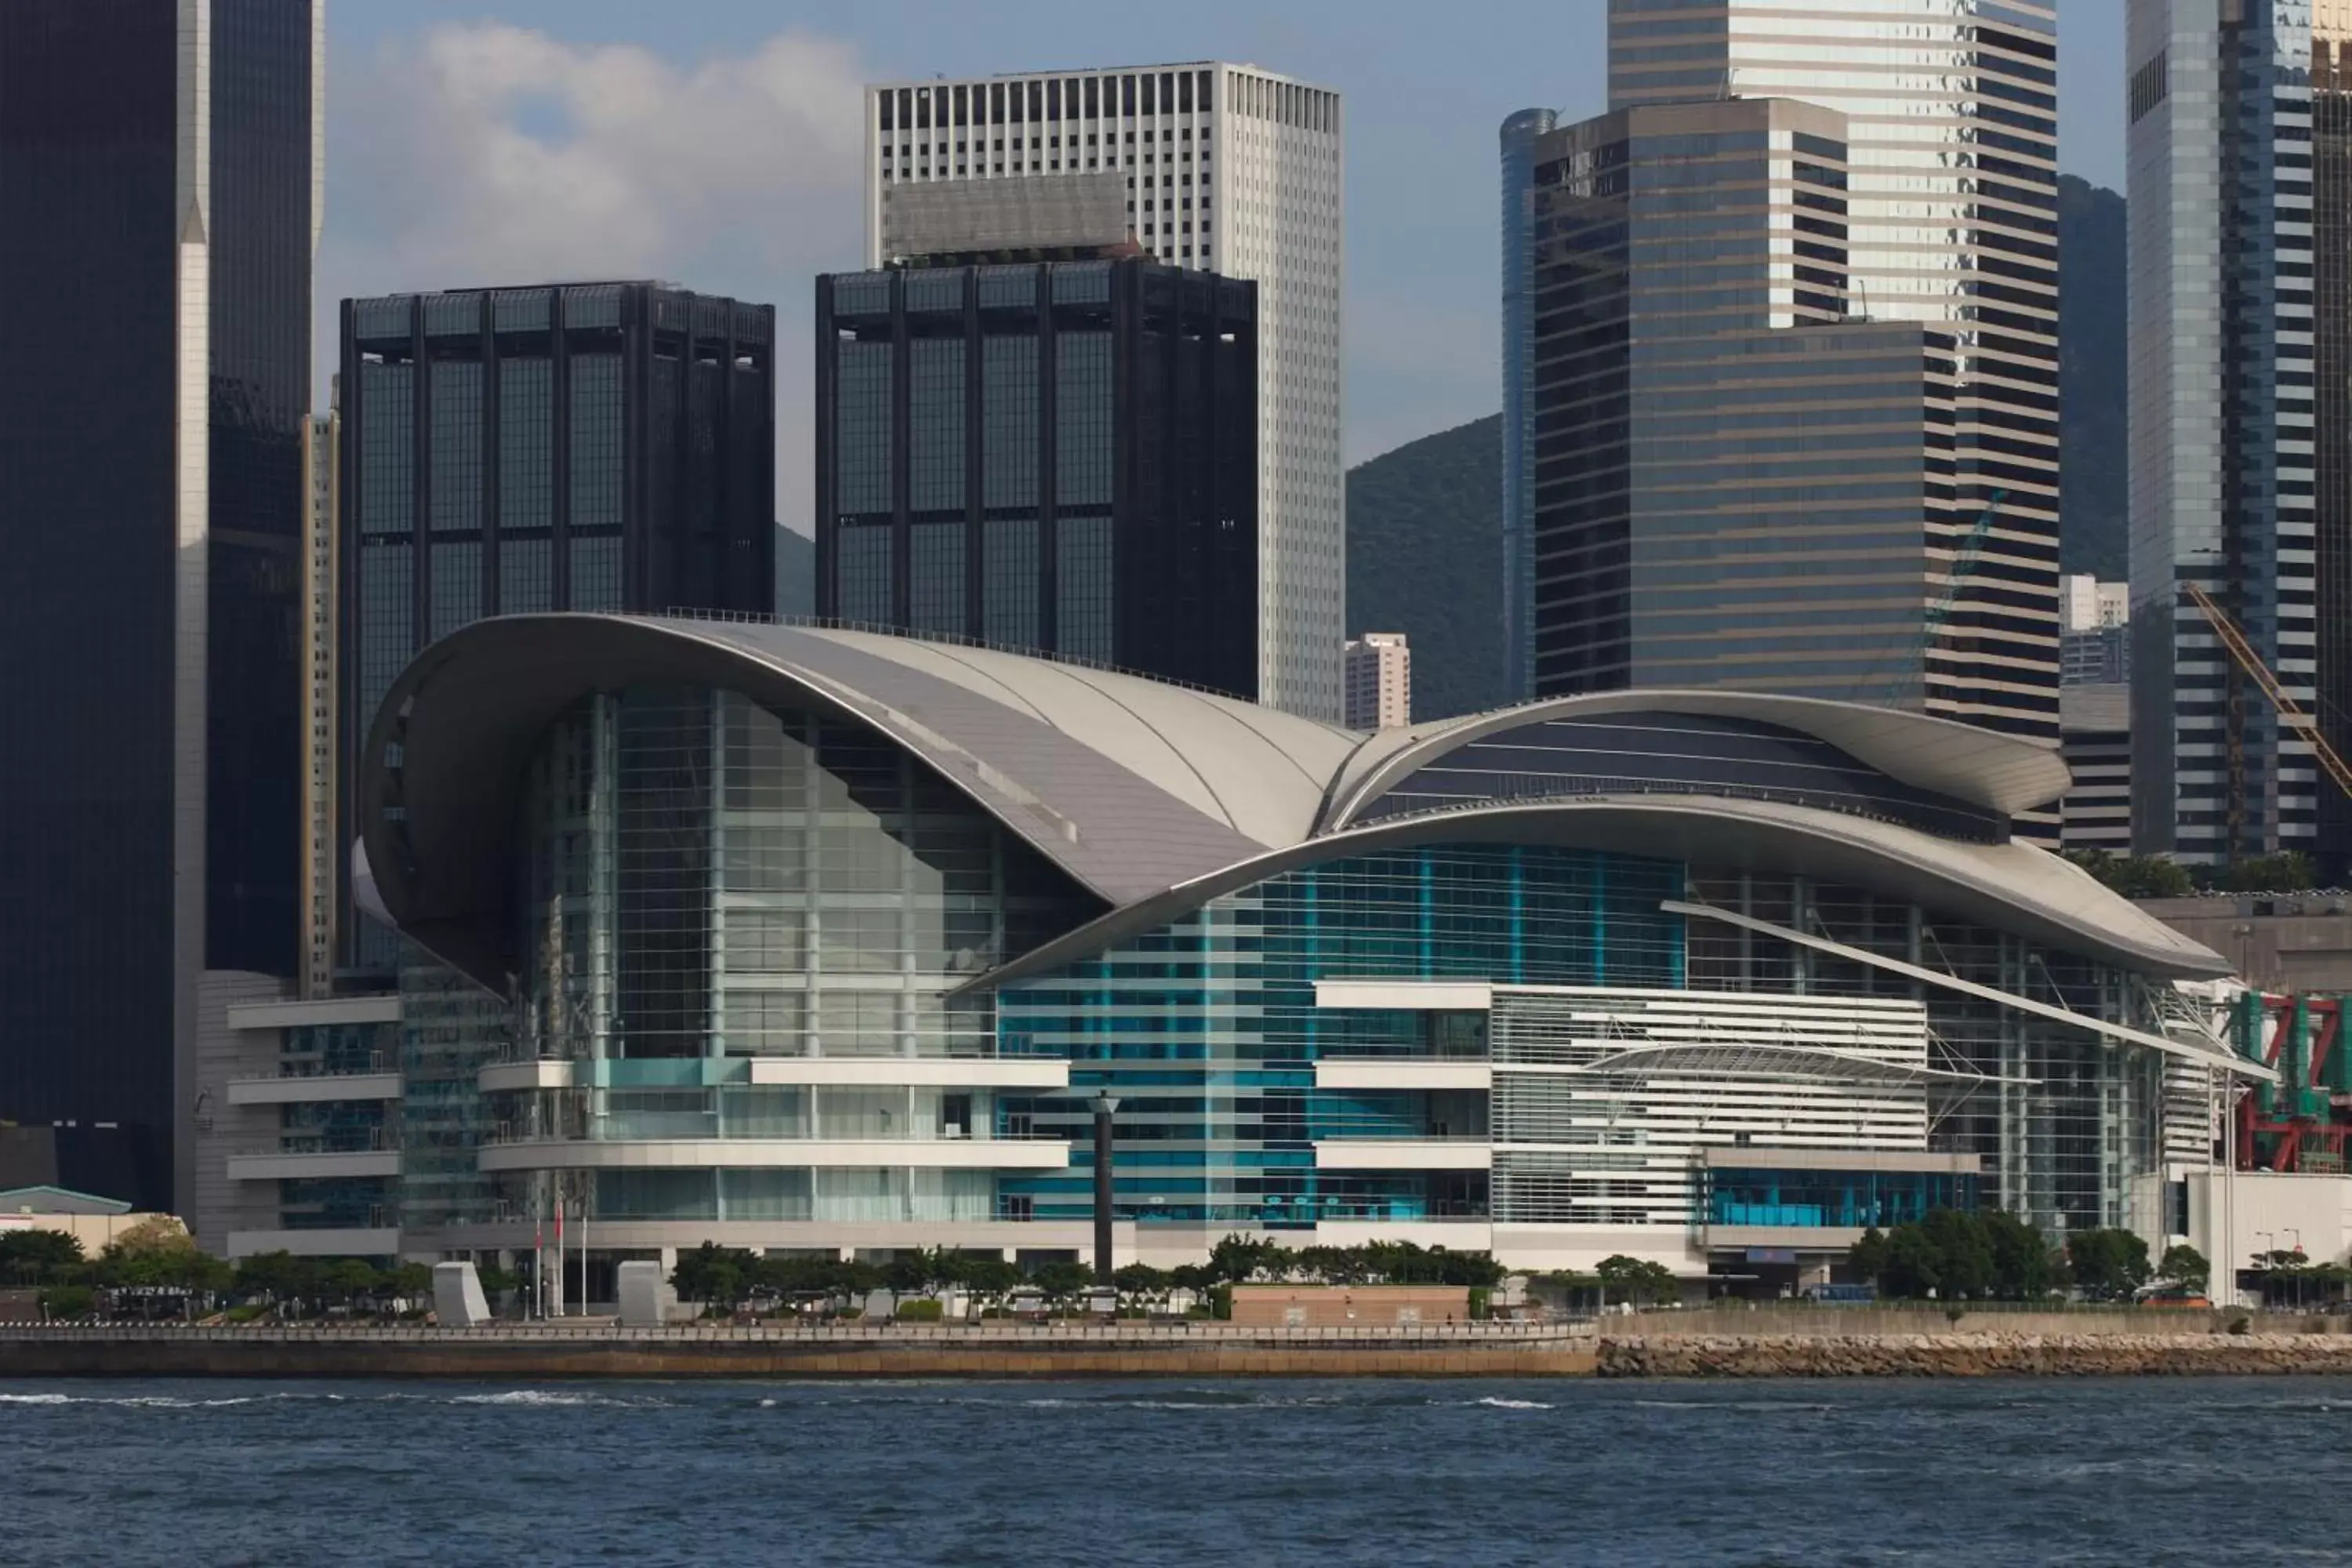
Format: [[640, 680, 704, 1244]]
[[1595, 1331, 2352, 1377]]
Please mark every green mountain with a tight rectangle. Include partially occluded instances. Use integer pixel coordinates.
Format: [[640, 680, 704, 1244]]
[[1344, 414, 1507, 721], [1341, 179, 2128, 721]]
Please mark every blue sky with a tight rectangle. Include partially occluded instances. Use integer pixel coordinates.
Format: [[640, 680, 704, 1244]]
[[323, 2, 2125, 528]]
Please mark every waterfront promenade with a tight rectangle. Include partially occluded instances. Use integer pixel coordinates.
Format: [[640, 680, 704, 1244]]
[[11, 1311, 2352, 1378]]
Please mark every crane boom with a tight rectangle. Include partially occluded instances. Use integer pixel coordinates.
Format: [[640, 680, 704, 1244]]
[[1842, 488, 2005, 703], [2182, 581, 2352, 804]]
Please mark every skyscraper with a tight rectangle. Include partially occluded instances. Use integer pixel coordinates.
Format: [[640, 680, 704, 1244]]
[[1610, 0, 2063, 742], [338, 282, 778, 971], [1529, 98, 1967, 709], [1342, 633, 1411, 728], [2128, 0, 2343, 868], [1499, 107, 1557, 706], [2322, 5, 2352, 875], [862, 64, 1345, 718], [0, 0, 322, 1210], [815, 257, 1259, 698], [302, 406, 339, 1000]]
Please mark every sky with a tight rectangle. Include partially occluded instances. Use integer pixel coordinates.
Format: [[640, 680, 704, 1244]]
[[321, 1, 2128, 533]]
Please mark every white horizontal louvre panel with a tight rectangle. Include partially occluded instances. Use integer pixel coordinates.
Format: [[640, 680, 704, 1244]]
[[1486, 986, 1932, 1228]]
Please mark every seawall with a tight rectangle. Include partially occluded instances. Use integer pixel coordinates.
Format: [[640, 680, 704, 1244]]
[[0, 1326, 1597, 1381], [13, 1319, 2352, 1379], [1596, 1332, 2352, 1377]]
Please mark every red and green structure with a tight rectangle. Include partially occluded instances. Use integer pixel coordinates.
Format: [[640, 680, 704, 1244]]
[[2232, 993, 2352, 1173]]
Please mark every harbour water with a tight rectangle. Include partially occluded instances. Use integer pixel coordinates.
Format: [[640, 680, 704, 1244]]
[[0, 1376, 2324, 1565]]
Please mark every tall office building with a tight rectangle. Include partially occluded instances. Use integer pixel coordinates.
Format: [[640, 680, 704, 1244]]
[[1499, 107, 1557, 706], [0, 1, 322, 1210], [862, 64, 1345, 718], [302, 408, 339, 1000], [339, 282, 778, 971], [1530, 98, 1969, 709], [2127, 1, 2345, 868], [815, 257, 1259, 698], [1342, 632, 1411, 729], [2324, 8, 2352, 874], [2060, 574, 2130, 687], [1610, 0, 2063, 742]]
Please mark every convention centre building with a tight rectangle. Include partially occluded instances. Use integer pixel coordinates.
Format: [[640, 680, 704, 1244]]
[[335, 613, 2264, 1287]]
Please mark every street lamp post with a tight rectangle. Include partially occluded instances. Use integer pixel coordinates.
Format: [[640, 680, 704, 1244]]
[[1092, 1092, 1121, 1288]]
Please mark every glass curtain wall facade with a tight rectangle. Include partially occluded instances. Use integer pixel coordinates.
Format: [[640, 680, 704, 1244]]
[[1680, 873, 2168, 1235], [1610, 0, 2064, 743], [996, 845, 1688, 1227], [2129, 0, 2326, 866], [816, 259, 1258, 698], [1529, 99, 1963, 710], [482, 686, 1098, 1227], [274, 1017, 399, 1232], [339, 284, 779, 972], [0, 0, 318, 1210], [1500, 107, 1558, 704], [998, 846, 2172, 1239]]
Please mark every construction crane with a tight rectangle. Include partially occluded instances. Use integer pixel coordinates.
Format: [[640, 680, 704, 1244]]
[[1846, 488, 2005, 703], [2182, 581, 2352, 804]]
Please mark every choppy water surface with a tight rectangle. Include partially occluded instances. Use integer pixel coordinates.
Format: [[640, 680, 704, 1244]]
[[0, 1376, 2329, 1565]]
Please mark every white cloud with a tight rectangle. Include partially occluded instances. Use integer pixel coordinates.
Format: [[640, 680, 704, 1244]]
[[320, 23, 873, 530]]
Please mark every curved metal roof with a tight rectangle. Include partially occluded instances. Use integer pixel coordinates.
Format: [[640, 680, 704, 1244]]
[[1320, 690, 2072, 829], [361, 615, 1347, 985], [360, 615, 2220, 996]]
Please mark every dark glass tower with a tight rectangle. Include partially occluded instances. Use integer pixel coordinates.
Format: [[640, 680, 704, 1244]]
[[1530, 100, 1970, 719], [338, 282, 779, 972], [815, 258, 1258, 699], [1499, 107, 1556, 706], [0, 1, 318, 1210]]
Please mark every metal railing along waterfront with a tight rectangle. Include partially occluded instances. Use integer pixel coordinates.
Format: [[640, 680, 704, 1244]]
[[0, 1319, 1596, 1346]]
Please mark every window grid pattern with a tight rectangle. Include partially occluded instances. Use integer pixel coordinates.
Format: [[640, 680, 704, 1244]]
[[908, 338, 967, 514], [428, 540, 481, 640], [357, 361, 412, 539], [568, 354, 623, 532], [497, 359, 553, 539], [983, 518, 1040, 648], [837, 526, 892, 622], [981, 337, 1040, 509], [1055, 516, 1112, 662], [427, 361, 481, 533], [570, 535, 622, 612], [909, 521, 967, 636], [1054, 332, 1113, 506], [836, 342, 894, 516], [500, 537, 554, 615]]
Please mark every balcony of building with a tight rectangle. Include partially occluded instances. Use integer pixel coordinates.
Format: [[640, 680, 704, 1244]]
[[478, 1053, 1069, 1095], [227, 1051, 402, 1106], [1309, 978, 1494, 1090], [474, 1131, 1071, 1174], [1307, 1087, 1491, 1171], [227, 1127, 404, 1183]]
